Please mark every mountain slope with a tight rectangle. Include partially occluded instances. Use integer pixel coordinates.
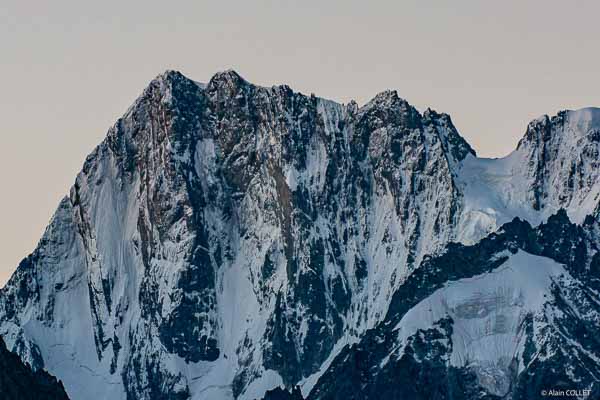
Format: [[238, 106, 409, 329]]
[[0, 70, 599, 400], [0, 336, 69, 400], [456, 107, 600, 241], [307, 211, 600, 399]]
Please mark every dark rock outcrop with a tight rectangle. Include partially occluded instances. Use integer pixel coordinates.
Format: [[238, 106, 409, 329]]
[[0, 336, 69, 400]]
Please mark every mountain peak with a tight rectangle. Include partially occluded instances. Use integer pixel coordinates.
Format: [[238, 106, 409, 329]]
[[357, 89, 420, 131], [207, 68, 247, 90], [156, 69, 185, 81], [423, 108, 476, 160], [148, 69, 191, 90], [364, 89, 407, 108], [518, 106, 600, 151]]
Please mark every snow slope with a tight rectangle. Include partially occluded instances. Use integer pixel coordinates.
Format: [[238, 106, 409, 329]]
[[394, 250, 570, 395]]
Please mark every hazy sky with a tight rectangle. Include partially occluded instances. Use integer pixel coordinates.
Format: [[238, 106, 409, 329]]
[[2, 1, 600, 284]]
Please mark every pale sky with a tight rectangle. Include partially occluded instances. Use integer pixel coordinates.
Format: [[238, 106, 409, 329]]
[[2, 1, 600, 285]]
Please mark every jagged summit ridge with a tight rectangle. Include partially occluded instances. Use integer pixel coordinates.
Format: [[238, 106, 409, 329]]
[[0, 69, 599, 400]]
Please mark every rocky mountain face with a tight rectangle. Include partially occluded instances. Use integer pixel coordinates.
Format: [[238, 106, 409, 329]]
[[308, 211, 600, 399], [455, 107, 600, 242], [516, 109, 600, 219], [0, 70, 599, 400], [0, 335, 69, 400]]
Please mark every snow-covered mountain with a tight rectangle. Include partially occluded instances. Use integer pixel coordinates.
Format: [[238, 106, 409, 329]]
[[308, 211, 600, 399], [0, 70, 599, 400], [456, 107, 600, 241]]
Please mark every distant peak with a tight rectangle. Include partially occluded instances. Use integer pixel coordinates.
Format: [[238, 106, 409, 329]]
[[159, 69, 183, 78], [360, 90, 415, 117], [142, 69, 195, 99], [527, 107, 600, 130], [207, 69, 247, 89], [368, 89, 403, 105], [518, 106, 600, 150], [423, 108, 476, 160], [153, 69, 189, 84]]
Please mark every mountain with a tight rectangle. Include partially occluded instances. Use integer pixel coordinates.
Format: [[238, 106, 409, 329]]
[[308, 211, 600, 399], [0, 335, 69, 400], [0, 70, 599, 400], [455, 107, 600, 241]]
